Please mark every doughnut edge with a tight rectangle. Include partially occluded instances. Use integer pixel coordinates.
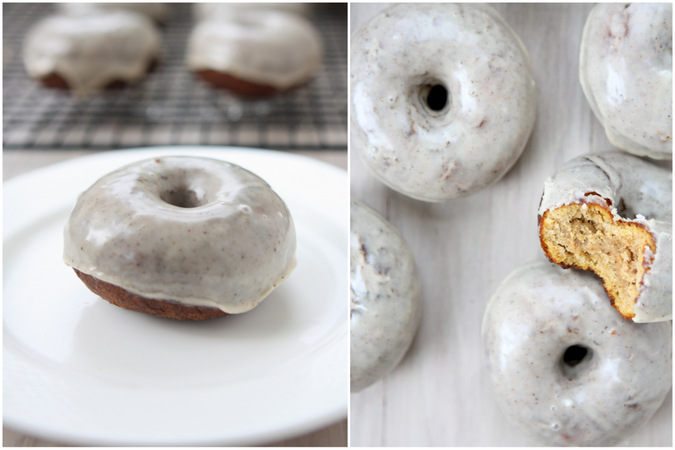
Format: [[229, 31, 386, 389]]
[[74, 269, 229, 321]]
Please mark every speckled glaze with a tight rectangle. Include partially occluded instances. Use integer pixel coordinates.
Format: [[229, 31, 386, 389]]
[[186, 10, 322, 90], [23, 11, 161, 97], [350, 3, 537, 202], [539, 151, 672, 322], [58, 3, 170, 24], [63, 156, 297, 314], [482, 260, 672, 447], [350, 200, 422, 392], [579, 3, 672, 159]]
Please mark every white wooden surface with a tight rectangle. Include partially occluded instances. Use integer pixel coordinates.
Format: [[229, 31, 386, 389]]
[[349, 3, 672, 447], [2, 149, 348, 448]]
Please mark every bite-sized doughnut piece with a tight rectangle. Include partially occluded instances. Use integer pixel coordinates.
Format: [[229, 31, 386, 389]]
[[58, 3, 171, 24], [538, 151, 672, 322], [23, 10, 161, 97], [350, 200, 422, 392], [482, 260, 672, 447], [186, 10, 322, 97], [192, 3, 311, 22], [351, 3, 537, 202], [579, 3, 672, 159], [63, 156, 297, 320]]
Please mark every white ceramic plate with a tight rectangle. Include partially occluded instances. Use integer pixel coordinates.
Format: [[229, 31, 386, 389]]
[[3, 147, 349, 446]]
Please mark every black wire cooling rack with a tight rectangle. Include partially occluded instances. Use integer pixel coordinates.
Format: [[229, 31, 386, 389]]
[[2, 3, 347, 150]]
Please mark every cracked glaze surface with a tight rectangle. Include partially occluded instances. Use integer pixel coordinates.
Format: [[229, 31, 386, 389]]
[[538, 151, 672, 322], [350, 3, 536, 202], [63, 156, 296, 314], [350, 200, 422, 392], [186, 10, 322, 90], [482, 261, 672, 446], [579, 3, 672, 159], [23, 10, 161, 97]]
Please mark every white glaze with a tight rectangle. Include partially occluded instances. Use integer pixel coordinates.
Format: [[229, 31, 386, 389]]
[[579, 3, 672, 159], [186, 10, 322, 90], [192, 3, 311, 22], [539, 151, 672, 322], [63, 156, 297, 314], [482, 260, 672, 446], [350, 200, 422, 392], [350, 3, 537, 202], [58, 3, 170, 24], [23, 10, 161, 97]]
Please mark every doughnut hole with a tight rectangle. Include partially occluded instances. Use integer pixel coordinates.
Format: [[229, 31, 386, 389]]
[[155, 166, 219, 208], [160, 185, 204, 208], [540, 203, 656, 319], [416, 79, 451, 116], [559, 344, 594, 380], [425, 84, 448, 111]]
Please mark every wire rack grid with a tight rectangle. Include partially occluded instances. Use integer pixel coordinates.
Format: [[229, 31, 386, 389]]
[[3, 3, 347, 151]]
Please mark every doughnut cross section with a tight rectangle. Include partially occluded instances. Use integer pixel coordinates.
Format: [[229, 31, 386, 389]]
[[538, 151, 672, 322], [540, 203, 655, 320]]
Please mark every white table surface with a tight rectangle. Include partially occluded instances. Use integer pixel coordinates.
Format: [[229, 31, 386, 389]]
[[349, 3, 672, 447], [2, 149, 347, 447]]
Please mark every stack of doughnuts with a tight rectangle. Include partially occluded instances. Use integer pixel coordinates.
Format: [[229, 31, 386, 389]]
[[23, 8, 162, 97], [186, 4, 322, 97]]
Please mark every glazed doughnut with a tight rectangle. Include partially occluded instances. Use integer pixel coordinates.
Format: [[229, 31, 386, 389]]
[[538, 151, 672, 322], [350, 200, 422, 392], [23, 10, 161, 97], [63, 156, 297, 320], [350, 3, 537, 202], [186, 10, 322, 97], [482, 260, 672, 446], [579, 3, 672, 159], [58, 3, 170, 25]]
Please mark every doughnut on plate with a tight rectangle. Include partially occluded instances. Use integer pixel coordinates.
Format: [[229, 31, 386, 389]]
[[3, 147, 347, 445]]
